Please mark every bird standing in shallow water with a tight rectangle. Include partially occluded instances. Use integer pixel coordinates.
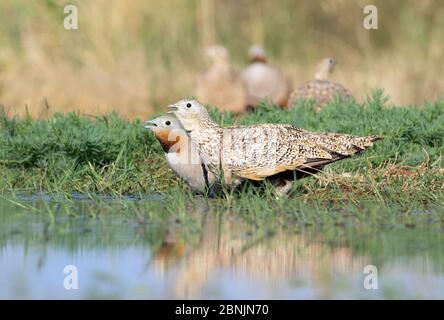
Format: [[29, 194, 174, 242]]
[[196, 45, 247, 114], [168, 99, 382, 194], [288, 57, 353, 112], [241, 46, 292, 108], [144, 114, 217, 194]]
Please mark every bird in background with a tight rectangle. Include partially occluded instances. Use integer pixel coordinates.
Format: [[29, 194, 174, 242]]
[[241, 45, 292, 108], [144, 113, 218, 194], [288, 57, 354, 112], [196, 45, 247, 114], [168, 99, 382, 195]]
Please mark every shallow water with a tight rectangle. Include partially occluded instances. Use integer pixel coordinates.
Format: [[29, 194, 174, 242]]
[[0, 195, 443, 299]]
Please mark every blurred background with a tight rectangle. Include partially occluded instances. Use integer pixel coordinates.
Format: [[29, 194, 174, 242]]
[[0, 0, 443, 118]]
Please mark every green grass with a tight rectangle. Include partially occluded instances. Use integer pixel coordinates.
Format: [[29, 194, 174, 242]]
[[0, 110, 178, 194], [2, 92, 444, 300], [1, 91, 444, 207]]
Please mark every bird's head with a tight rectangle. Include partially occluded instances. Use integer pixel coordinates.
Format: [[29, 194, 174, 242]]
[[144, 114, 185, 152], [144, 113, 184, 133], [248, 45, 267, 63], [167, 99, 210, 132], [315, 57, 336, 80]]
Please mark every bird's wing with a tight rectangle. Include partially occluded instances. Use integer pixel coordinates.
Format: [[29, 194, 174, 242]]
[[307, 132, 382, 156], [289, 80, 354, 110], [226, 126, 336, 181], [231, 161, 307, 181], [226, 125, 381, 181]]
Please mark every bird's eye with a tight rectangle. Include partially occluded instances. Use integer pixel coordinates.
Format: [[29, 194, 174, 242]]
[[186, 103, 192, 108], [165, 121, 171, 125], [329, 59, 334, 64]]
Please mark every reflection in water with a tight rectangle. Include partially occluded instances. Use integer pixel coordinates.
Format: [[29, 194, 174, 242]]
[[151, 214, 368, 299], [0, 197, 444, 299]]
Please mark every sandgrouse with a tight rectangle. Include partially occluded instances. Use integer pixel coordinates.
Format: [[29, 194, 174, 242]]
[[169, 99, 382, 194], [196, 45, 247, 114], [241, 46, 292, 108], [144, 114, 217, 193], [288, 57, 353, 112]]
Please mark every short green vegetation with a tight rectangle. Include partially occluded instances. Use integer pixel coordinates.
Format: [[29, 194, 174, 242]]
[[1, 92, 443, 211]]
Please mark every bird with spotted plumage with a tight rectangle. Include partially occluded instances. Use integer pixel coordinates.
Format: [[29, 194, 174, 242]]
[[168, 99, 382, 194], [288, 57, 354, 112]]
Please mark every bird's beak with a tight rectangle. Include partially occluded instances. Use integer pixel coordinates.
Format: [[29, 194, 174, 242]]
[[143, 120, 157, 129], [167, 104, 178, 111]]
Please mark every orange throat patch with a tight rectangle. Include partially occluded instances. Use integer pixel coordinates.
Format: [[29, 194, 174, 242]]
[[154, 130, 182, 153]]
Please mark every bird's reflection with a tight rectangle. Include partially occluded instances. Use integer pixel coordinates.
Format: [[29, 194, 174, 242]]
[[150, 210, 368, 299]]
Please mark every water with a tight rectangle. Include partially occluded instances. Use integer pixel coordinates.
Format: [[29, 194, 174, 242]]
[[0, 196, 443, 299]]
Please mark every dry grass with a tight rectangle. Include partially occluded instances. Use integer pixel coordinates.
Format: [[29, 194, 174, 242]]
[[0, 0, 443, 118]]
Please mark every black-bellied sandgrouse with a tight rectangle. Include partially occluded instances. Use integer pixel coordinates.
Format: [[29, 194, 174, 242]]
[[288, 57, 353, 112], [196, 45, 247, 114], [144, 114, 217, 193], [241, 46, 292, 108], [169, 99, 382, 194]]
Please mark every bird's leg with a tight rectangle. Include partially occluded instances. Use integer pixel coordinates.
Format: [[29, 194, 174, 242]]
[[274, 179, 294, 196], [220, 161, 234, 188]]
